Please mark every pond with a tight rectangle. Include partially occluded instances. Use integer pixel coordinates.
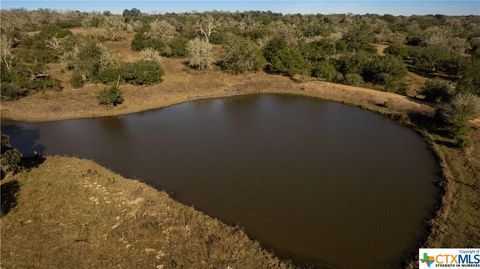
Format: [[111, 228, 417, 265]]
[[2, 94, 441, 269]]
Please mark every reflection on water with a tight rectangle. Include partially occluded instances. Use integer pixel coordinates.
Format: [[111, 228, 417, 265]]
[[2, 94, 441, 269]]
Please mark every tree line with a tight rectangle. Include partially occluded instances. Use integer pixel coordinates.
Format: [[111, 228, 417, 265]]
[[1, 9, 479, 146]]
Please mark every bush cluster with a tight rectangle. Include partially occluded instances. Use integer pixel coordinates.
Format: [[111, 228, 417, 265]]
[[97, 86, 124, 106], [65, 41, 164, 87], [263, 38, 306, 76], [96, 59, 164, 85], [1, 63, 62, 100], [132, 32, 188, 57], [221, 35, 266, 73], [422, 78, 454, 103], [1, 134, 22, 174]]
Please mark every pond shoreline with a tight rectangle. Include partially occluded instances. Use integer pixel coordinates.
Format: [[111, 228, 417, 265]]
[[1, 67, 434, 123], [0, 156, 297, 268], [0, 79, 458, 269]]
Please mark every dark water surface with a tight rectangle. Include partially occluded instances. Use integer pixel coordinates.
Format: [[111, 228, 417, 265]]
[[2, 94, 440, 269]]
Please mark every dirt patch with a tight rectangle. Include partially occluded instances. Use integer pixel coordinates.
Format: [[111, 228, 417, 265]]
[[404, 71, 428, 96], [374, 43, 388, 55]]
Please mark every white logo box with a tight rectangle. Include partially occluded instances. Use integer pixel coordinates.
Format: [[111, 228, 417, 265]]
[[419, 248, 480, 269]]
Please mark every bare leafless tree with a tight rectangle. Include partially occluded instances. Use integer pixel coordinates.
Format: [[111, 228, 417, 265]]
[[46, 33, 67, 51], [81, 14, 95, 38], [187, 38, 212, 70], [0, 34, 15, 70], [196, 15, 222, 43], [147, 19, 176, 41], [101, 16, 124, 41]]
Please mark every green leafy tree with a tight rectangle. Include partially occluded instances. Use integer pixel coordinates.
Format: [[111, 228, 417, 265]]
[[410, 44, 464, 76], [1, 133, 22, 174], [343, 73, 364, 86], [123, 59, 165, 85], [300, 40, 336, 62], [122, 8, 142, 22], [457, 60, 480, 95], [264, 37, 306, 76], [446, 93, 480, 148], [97, 86, 123, 106], [337, 52, 372, 76], [469, 37, 480, 58], [221, 35, 265, 73], [422, 78, 455, 103], [384, 43, 409, 59], [363, 54, 407, 91], [311, 60, 341, 82]]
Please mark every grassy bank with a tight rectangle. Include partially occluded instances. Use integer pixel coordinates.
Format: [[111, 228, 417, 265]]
[[1, 156, 295, 269], [425, 129, 480, 248]]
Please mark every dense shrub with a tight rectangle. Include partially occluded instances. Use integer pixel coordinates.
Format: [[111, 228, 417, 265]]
[[311, 61, 342, 82], [96, 66, 124, 84], [97, 86, 123, 106], [70, 71, 85, 88], [406, 35, 424, 46], [15, 47, 57, 68], [1, 150, 22, 173], [166, 37, 188, 57], [221, 35, 265, 73], [409, 44, 465, 76], [337, 52, 372, 76], [0, 25, 69, 99], [131, 32, 167, 52], [384, 43, 409, 59], [19, 24, 74, 66], [264, 38, 306, 76], [1, 62, 62, 100], [340, 24, 377, 53], [76, 42, 103, 79], [457, 60, 480, 95], [0, 83, 29, 100], [469, 37, 480, 58], [410, 45, 445, 73], [65, 40, 163, 86], [123, 60, 164, 85], [209, 31, 232, 45], [343, 73, 364, 86], [422, 78, 455, 103], [446, 93, 480, 148], [363, 54, 407, 91], [1, 134, 22, 173], [132, 29, 187, 57], [300, 40, 336, 62]]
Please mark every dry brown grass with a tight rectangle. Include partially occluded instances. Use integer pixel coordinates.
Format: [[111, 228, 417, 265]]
[[404, 71, 428, 97], [374, 43, 388, 55], [1, 156, 295, 269]]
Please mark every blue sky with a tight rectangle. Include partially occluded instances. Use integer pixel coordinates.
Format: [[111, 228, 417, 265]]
[[1, 1, 479, 15]]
